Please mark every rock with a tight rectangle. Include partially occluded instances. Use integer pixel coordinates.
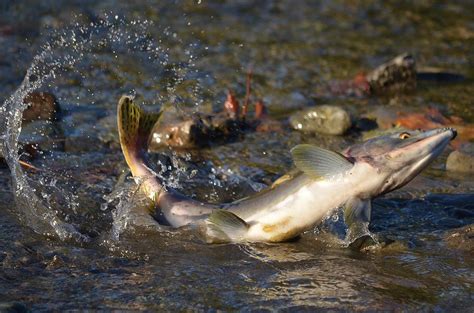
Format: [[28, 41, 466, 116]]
[[289, 105, 351, 135], [444, 224, 474, 253], [150, 116, 210, 149], [446, 144, 474, 173], [22, 92, 60, 124], [366, 53, 417, 94], [149, 110, 248, 150]]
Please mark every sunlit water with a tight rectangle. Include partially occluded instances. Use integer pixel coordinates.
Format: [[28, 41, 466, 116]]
[[1, 1, 473, 311]]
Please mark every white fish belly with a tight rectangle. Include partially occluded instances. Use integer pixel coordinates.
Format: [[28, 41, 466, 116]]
[[245, 180, 351, 242]]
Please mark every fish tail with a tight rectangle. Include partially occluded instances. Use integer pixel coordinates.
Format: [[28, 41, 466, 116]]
[[117, 95, 163, 201]]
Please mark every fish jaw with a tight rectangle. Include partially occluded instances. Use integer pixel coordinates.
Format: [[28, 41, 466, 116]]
[[378, 128, 455, 194]]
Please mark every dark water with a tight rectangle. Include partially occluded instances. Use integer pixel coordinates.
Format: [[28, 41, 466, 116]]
[[1, 1, 473, 311]]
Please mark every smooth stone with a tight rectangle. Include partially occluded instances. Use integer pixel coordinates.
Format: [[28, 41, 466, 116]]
[[289, 105, 351, 135], [446, 147, 474, 173]]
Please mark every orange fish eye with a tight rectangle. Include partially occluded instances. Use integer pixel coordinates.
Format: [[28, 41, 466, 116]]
[[399, 132, 411, 139]]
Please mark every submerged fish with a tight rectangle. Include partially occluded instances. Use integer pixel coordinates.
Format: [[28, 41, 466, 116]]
[[117, 96, 456, 243]]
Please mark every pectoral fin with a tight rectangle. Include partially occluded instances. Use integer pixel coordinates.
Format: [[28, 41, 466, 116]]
[[344, 198, 372, 243], [290, 144, 353, 179], [344, 198, 371, 225], [205, 210, 249, 243]]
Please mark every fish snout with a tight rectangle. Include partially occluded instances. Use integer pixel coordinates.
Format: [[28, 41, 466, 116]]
[[446, 127, 457, 140]]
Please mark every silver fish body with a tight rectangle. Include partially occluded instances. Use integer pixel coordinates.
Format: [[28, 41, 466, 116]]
[[117, 95, 456, 243]]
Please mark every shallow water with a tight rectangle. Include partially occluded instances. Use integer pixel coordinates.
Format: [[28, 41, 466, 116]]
[[1, 1, 473, 311]]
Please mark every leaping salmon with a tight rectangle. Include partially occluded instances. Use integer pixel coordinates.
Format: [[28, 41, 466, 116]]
[[117, 95, 456, 243]]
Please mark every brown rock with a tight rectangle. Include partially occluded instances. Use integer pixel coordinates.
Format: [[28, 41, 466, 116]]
[[23, 92, 60, 124]]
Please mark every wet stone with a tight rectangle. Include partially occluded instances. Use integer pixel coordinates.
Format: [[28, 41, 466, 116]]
[[444, 224, 474, 253], [150, 111, 248, 150], [289, 105, 351, 135], [446, 143, 474, 173], [22, 91, 60, 124], [366, 53, 417, 94]]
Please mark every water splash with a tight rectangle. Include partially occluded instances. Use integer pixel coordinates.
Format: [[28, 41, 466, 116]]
[[0, 14, 206, 242]]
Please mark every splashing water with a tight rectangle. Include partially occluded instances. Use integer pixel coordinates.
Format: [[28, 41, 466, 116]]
[[0, 15, 207, 242]]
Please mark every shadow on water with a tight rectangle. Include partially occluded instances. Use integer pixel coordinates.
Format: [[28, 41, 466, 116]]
[[0, 0, 473, 311]]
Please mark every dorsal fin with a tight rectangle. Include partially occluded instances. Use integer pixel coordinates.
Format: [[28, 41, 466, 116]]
[[290, 144, 353, 179]]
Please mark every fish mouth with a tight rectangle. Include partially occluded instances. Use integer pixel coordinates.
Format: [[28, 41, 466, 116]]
[[450, 128, 458, 140], [415, 127, 456, 142]]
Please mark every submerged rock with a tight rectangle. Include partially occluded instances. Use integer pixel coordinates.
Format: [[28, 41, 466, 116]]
[[366, 53, 417, 94], [446, 144, 474, 173], [444, 224, 474, 253], [23, 91, 60, 124], [289, 105, 351, 135]]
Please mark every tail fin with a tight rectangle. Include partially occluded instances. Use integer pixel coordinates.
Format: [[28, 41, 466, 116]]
[[117, 95, 162, 180]]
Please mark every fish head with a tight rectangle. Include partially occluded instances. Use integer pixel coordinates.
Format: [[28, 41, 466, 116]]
[[344, 128, 456, 193]]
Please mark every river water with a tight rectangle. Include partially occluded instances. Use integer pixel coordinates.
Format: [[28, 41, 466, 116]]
[[0, 1, 473, 311]]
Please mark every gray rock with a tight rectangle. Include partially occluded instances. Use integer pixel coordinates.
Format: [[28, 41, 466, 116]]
[[366, 53, 417, 94], [290, 105, 351, 135], [446, 144, 474, 173]]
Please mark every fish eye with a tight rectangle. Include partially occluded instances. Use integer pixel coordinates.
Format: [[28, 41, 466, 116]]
[[399, 132, 411, 140]]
